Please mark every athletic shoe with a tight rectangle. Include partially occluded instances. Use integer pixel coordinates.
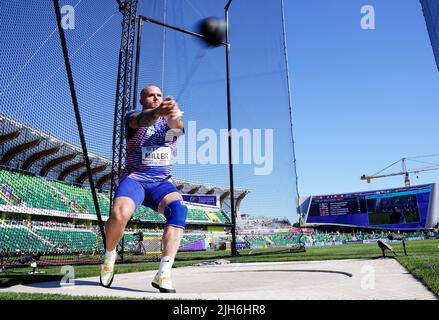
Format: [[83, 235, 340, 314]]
[[151, 271, 176, 293], [100, 260, 115, 288]]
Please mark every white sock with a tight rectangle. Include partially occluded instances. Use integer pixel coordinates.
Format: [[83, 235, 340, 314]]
[[104, 249, 117, 263], [158, 256, 174, 274]]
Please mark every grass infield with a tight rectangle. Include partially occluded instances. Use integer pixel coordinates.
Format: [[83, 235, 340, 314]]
[[0, 239, 438, 300]]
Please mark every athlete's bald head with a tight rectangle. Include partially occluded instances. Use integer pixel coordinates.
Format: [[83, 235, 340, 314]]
[[140, 85, 163, 110]]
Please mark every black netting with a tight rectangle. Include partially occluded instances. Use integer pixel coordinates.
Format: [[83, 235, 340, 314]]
[[0, 0, 303, 271]]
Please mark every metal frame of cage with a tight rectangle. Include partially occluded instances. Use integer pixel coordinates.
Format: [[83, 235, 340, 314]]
[[52, 0, 239, 262]]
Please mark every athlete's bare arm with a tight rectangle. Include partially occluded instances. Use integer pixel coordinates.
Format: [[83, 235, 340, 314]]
[[129, 96, 182, 129], [128, 108, 159, 129]]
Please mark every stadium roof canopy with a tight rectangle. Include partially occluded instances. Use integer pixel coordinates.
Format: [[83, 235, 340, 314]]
[[0, 114, 250, 214]]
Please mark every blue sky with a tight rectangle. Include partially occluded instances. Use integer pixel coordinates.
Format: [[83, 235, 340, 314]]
[[1, 0, 439, 222], [285, 0, 439, 201]]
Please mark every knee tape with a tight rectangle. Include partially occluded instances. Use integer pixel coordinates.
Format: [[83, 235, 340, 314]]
[[164, 200, 188, 229]]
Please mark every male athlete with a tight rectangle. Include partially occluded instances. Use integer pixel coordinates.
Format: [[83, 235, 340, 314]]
[[100, 85, 187, 293]]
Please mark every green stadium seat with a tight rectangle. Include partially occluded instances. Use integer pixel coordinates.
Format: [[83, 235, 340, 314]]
[[34, 227, 97, 253], [0, 169, 71, 212], [205, 210, 230, 223], [133, 206, 166, 222], [49, 180, 111, 216], [180, 234, 205, 246], [0, 224, 53, 253], [187, 208, 210, 222]]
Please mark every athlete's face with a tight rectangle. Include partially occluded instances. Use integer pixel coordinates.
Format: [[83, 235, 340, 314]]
[[141, 86, 163, 109]]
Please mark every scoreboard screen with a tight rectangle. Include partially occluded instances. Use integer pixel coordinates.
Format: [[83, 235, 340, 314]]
[[305, 184, 432, 229], [308, 194, 367, 217]]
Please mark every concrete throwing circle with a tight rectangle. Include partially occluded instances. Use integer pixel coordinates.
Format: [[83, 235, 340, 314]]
[[1, 259, 436, 300]]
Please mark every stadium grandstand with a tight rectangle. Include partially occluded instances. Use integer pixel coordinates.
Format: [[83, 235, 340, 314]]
[[0, 115, 251, 267], [1, 113, 438, 268], [234, 213, 439, 249]]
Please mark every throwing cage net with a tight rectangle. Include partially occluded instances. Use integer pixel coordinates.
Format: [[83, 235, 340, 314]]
[[0, 0, 304, 275]]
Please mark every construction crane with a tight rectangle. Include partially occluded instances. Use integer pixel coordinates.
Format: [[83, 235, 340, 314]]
[[361, 155, 439, 187]]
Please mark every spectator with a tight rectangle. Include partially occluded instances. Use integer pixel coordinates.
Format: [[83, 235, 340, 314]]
[[390, 206, 406, 224]]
